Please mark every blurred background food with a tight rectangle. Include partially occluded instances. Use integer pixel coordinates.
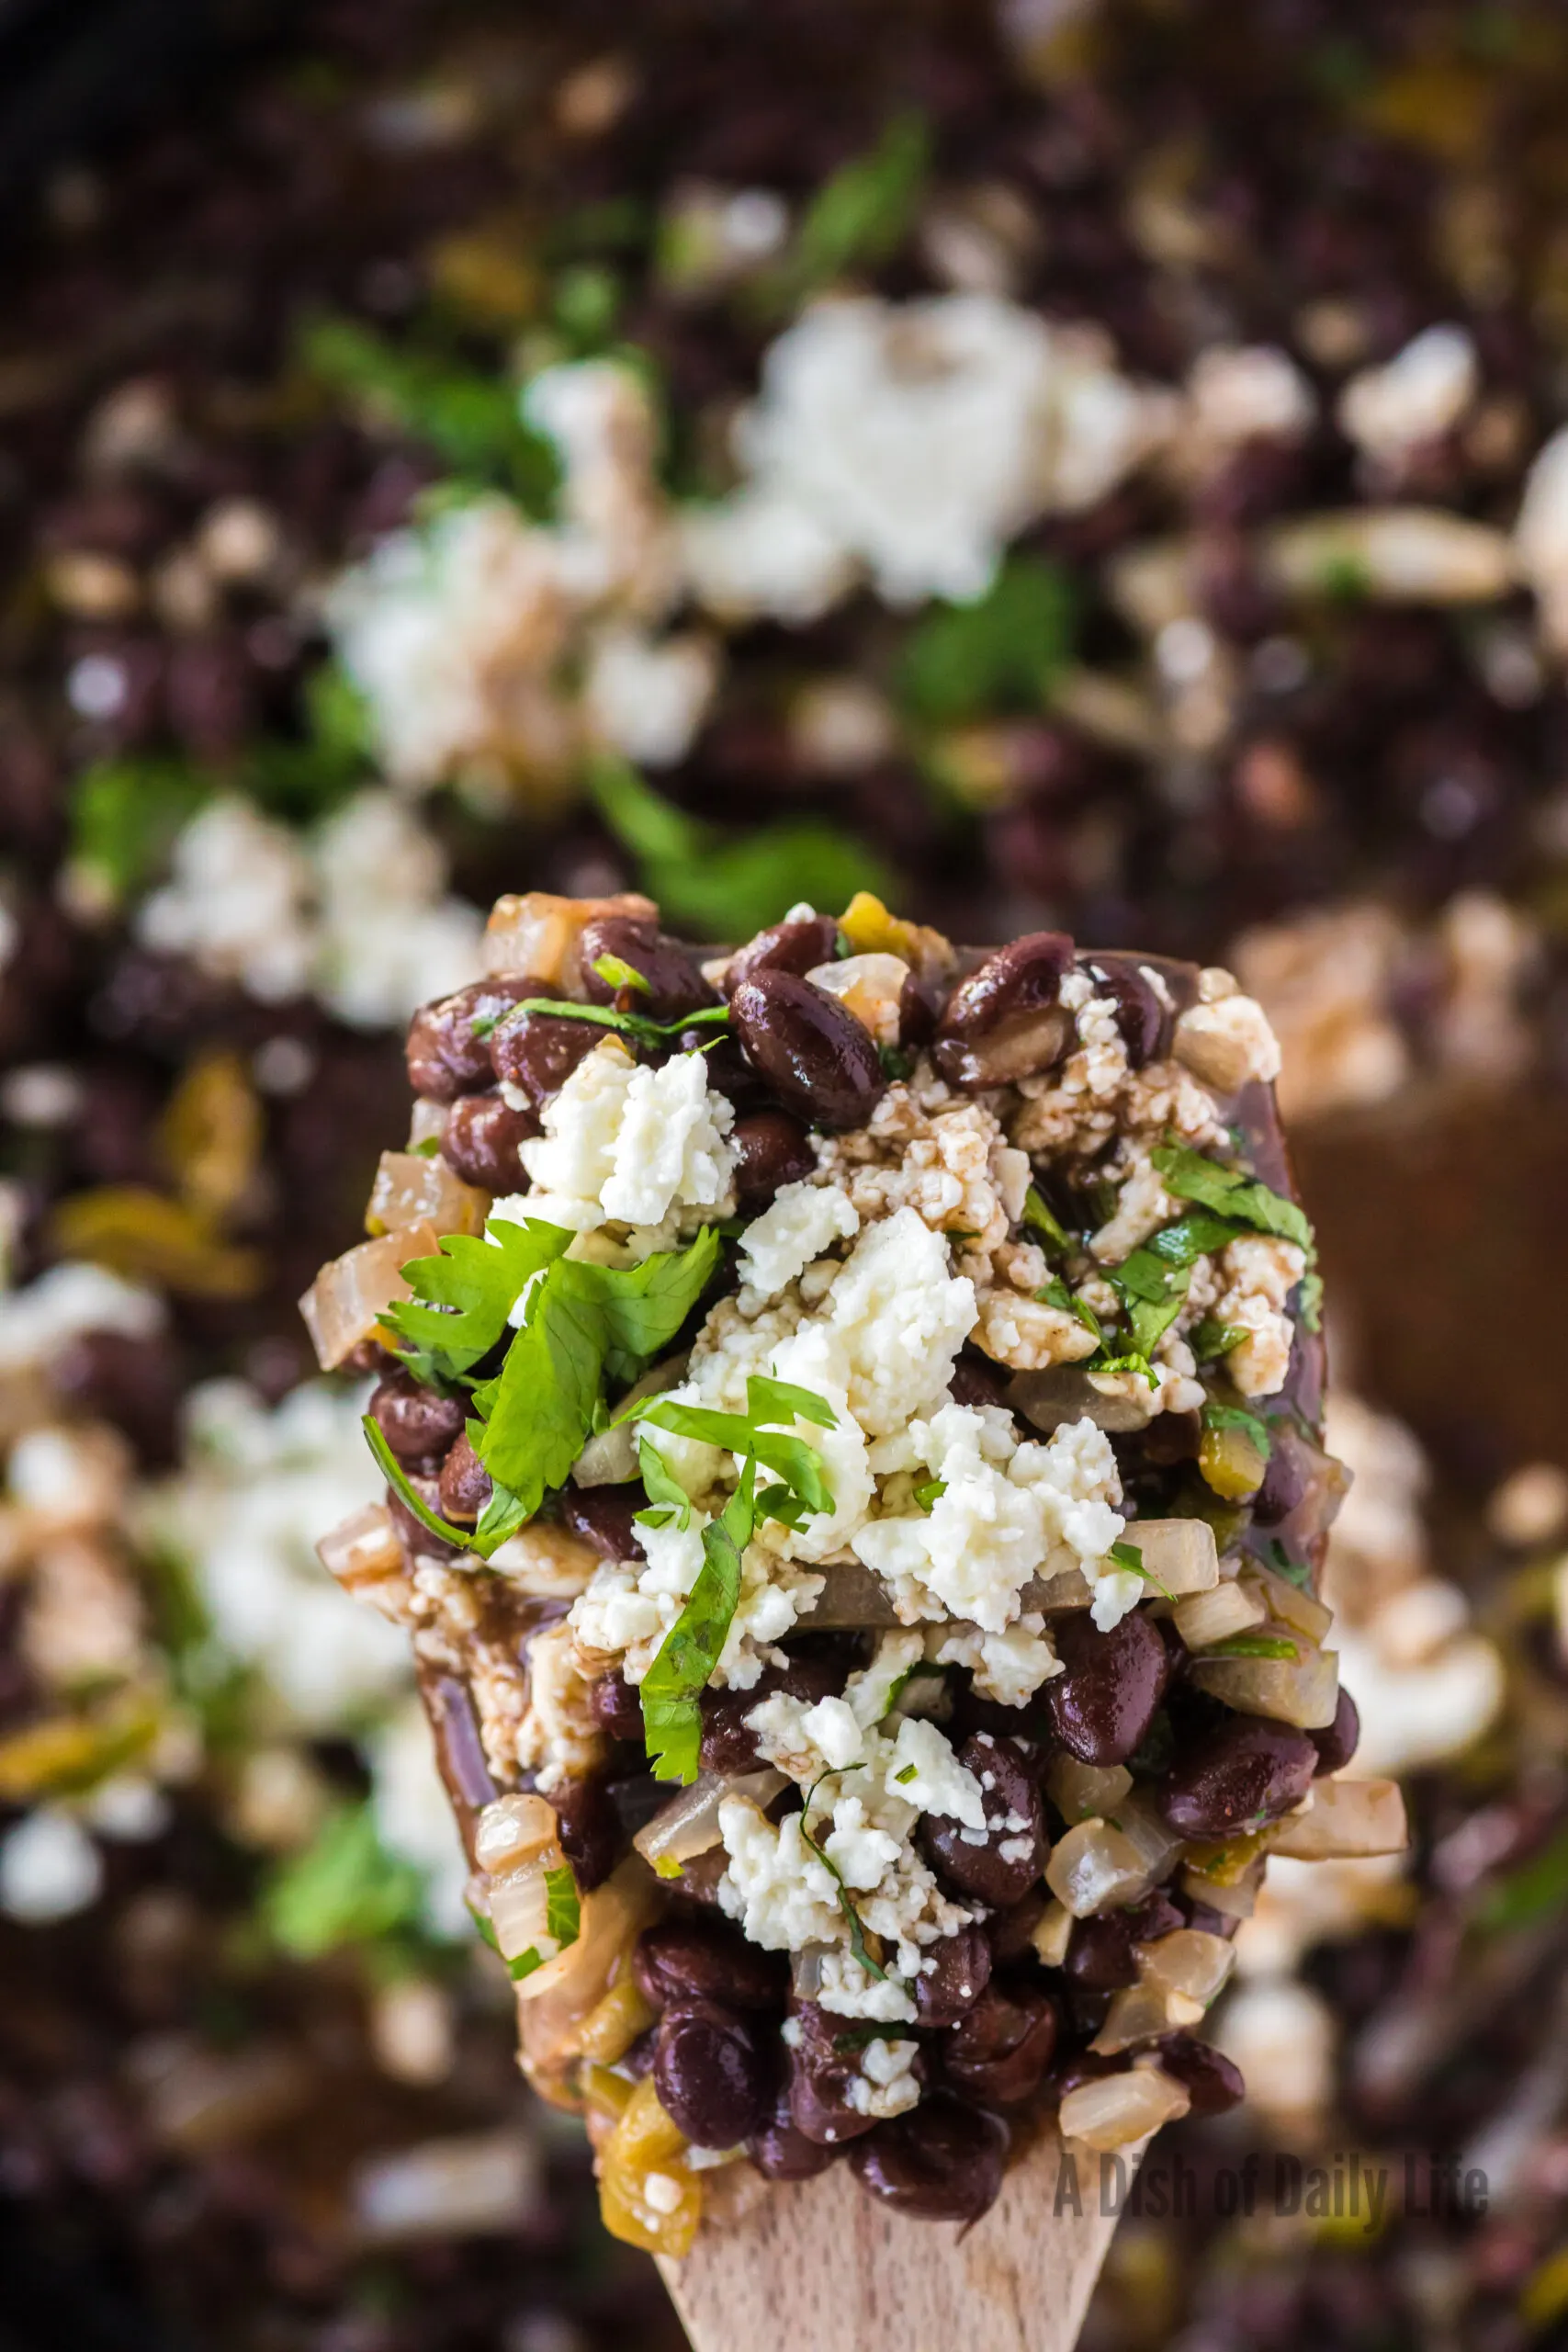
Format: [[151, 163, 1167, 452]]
[[6, 0, 1568, 2344]]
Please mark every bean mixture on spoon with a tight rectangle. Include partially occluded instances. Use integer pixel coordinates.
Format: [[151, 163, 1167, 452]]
[[303, 886, 1404, 2250]]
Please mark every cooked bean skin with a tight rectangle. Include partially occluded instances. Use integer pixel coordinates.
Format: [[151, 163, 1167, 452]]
[[1159, 1714, 1319, 1838], [386, 1477, 464, 1561], [1064, 1892, 1185, 1991], [1156, 2033, 1246, 2117], [850, 2094, 1009, 2223], [489, 1006, 606, 1113], [559, 1487, 647, 1562], [589, 1668, 648, 1743], [1310, 1686, 1360, 1777], [784, 2001, 881, 2146], [919, 1733, 1047, 1908], [912, 1924, 993, 2028], [634, 1920, 788, 2014], [406, 977, 541, 1102], [730, 969, 886, 1131], [441, 1089, 537, 1190], [1250, 1424, 1315, 1524], [653, 1996, 773, 2148], [942, 1981, 1059, 2106], [1049, 2049, 1130, 2099], [1079, 957, 1170, 1068], [698, 1646, 852, 1774], [731, 1108, 816, 1206], [1046, 1610, 1172, 1767], [438, 1430, 491, 1522], [580, 914, 713, 1022], [749, 2086, 840, 2180], [548, 1775, 622, 1893], [369, 1369, 467, 1470], [932, 933, 1074, 1089], [722, 915, 839, 993]]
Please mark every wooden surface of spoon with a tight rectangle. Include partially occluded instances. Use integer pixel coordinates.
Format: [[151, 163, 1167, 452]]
[[659, 2127, 1122, 2352]]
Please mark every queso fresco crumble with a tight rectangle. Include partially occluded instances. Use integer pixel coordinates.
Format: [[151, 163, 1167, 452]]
[[303, 888, 1404, 2246]]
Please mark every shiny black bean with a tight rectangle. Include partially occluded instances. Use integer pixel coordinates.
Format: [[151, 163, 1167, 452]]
[[560, 1487, 648, 1562], [407, 977, 542, 1102], [489, 1007, 607, 1113], [634, 1920, 788, 2014], [580, 914, 713, 1022], [912, 1924, 993, 2028], [437, 1430, 491, 1523], [942, 1981, 1059, 2106], [898, 967, 942, 1049], [1310, 1687, 1360, 1777], [386, 1476, 464, 1561], [932, 933, 1074, 1090], [1250, 1424, 1315, 1524], [723, 915, 839, 994], [699, 1647, 852, 1774], [784, 2001, 882, 2146], [440, 1089, 538, 1191], [1156, 2033, 1245, 2117], [548, 1775, 623, 1893], [654, 1996, 773, 2147], [1046, 1611, 1171, 1768], [947, 1351, 1010, 1413], [1050, 2049, 1130, 2100], [1064, 1892, 1185, 1991], [676, 1027, 758, 1107], [371, 1371, 467, 1471], [987, 1889, 1048, 1966], [730, 969, 886, 1131], [731, 1108, 816, 1207], [919, 1733, 1047, 1908], [424, 1674, 497, 1823], [1158, 1714, 1318, 1839], [591, 1670, 649, 1743], [749, 2086, 840, 2180], [1079, 958, 1170, 1068], [850, 2094, 1008, 2224]]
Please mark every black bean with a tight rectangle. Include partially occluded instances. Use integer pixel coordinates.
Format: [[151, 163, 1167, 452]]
[[489, 1008, 607, 1114], [1156, 2033, 1245, 2118], [1158, 1714, 1318, 1839], [560, 1487, 648, 1562], [730, 969, 886, 1131], [749, 2086, 840, 2181], [424, 1674, 498, 1823], [898, 967, 943, 1048], [942, 1981, 1059, 2106], [912, 1924, 993, 2028], [1079, 959, 1170, 1068], [440, 1090, 537, 1191], [784, 2001, 882, 2146], [386, 1478, 464, 1561], [437, 1430, 491, 1522], [932, 933, 1074, 1090], [1049, 2049, 1130, 2100], [1250, 1425, 1315, 1525], [634, 1920, 788, 2014], [1310, 1687, 1360, 1777], [676, 1028, 757, 1108], [987, 1889, 1048, 1966], [1064, 1892, 1184, 1992], [947, 1351, 1010, 1413], [591, 1670, 648, 1743], [1046, 1610, 1171, 1768], [371, 1371, 467, 1471], [731, 1109, 816, 1207], [919, 1733, 1047, 1908], [406, 977, 542, 1102], [699, 1647, 852, 1774], [850, 2094, 1008, 2224], [580, 914, 713, 1023], [654, 1996, 773, 2148], [723, 915, 840, 993], [548, 1776, 622, 1894]]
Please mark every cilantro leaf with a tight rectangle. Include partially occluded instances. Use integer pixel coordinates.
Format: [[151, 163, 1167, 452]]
[[583, 1227, 724, 1382], [1106, 1536, 1175, 1602], [504, 993, 730, 1052], [591, 952, 650, 995], [1022, 1184, 1073, 1257], [912, 1478, 947, 1513], [1039, 1276, 1103, 1343], [639, 1463, 752, 1782], [1205, 1634, 1300, 1660], [800, 1778, 888, 1981], [70, 755, 210, 904], [787, 113, 929, 295], [1190, 1317, 1246, 1362], [745, 1374, 838, 1431], [383, 1219, 572, 1380], [362, 1415, 475, 1553], [636, 1436, 694, 1530], [897, 556, 1075, 726], [1151, 1144, 1314, 1256], [1202, 1400, 1273, 1460], [637, 1392, 837, 1520], [544, 1861, 581, 1950], [264, 1802, 424, 1959]]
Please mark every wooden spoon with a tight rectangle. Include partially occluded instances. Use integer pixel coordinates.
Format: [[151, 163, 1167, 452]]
[[659, 2128, 1124, 2352]]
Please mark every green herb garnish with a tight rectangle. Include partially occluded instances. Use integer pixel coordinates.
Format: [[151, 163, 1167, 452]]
[[1205, 1634, 1300, 1660], [1202, 1400, 1273, 1460], [590, 953, 652, 996], [800, 1776, 889, 1982], [265, 1803, 424, 1959], [912, 1478, 947, 1513], [1021, 1184, 1073, 1257], [383, 1217, 573, 1383], [784, 112, 929, 297], [1190, 1317, 1247, 1362], [1038, 1277, 1103, 1344], [1106, 1537, 1174, 1602], [878, 1045, 914, 1081], [1151, 1143, 1314, 1256], [897, 555, 1075, 726], [363, 1415, 476, 1553]]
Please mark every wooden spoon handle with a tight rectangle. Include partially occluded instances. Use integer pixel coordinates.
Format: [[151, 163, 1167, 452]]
[[659, 2130, 1121, 2352]]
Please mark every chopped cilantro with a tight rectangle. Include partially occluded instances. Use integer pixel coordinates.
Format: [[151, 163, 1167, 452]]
[[1021, 1184, 1072, 1256], [800, 1776, 889, 1981], [897, 556, 1075, 725], [590, 952, 651, 996], [1299, 1269, 1324, 1333], [363, 1415, 476, 1553], [70, 755, 210, 904], [786, 112, 929, 297], [409, 1135, 444, 1159], [468, 1013, 499, 1041], [383, 1218, 572, 1382], [1151, 1143, 1314, 1256], [653, 1853, 684, 1881], [1038, 1277, 1103, 1344], [1190, 1317, 1246, 1362], [878, 1045, 914, 1081], [503, 993, 730, 1053], [1107, 1537, 1174, 1602], [893, 1762, 918, 1785], [1202, 1400, 1272, 1460], [264, 1802, 424, 1959], [832, 2023, 908, 2052], [1205, 1634, 1300, 1660], [912, 1478, 947, 1514], [636, 1436, 694, 1531]]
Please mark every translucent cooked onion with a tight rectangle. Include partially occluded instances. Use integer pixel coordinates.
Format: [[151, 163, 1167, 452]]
[[571, 1357, 689, 1487], [1136, 1927, 1235, 2007], [513, 1856, 660, 2023], [1244, 1561, 1333, 1644], [365, 1149, 488, 1240], [791, 1943, 832, 2000], [315, 1503, 404, 1605], [1045, 1818, 1153, 1917], [1269, 1777, 1407, 1860], [1007, 1366, 1156, 1435], [1112, 1786, 1186, 1884], [1179, 1856, 1265, 1918], [475, 1792, 558, 1873], [483, 888, 655, 989], [798, 1563, 901, 1629], [1021, 1566, 1092, 1612], [1092, 1982, 1201, 2053], [1030, 1900, 1075, 1968], [487, 1840, 570, 1966], [299, 1221, 440, 1371], [632, 1769, 787, 1875], [1128, 1518, 1220, 1596], [1046, 1756, 1134, 1825], [1190, 1633, 1339, 1729], [1059, 2064, 1190, 2151], [1172, 1579, 1268, 1650]]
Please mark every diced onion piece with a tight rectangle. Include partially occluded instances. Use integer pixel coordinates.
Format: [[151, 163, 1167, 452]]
[[366, 1150, 488, 1240], [299, 1220, 440, 1371], [1059, 2064, 1190, 2151], [1135, 1927, 1235, 2007], [1190, 1634, 1339, 1729], [1046, 1756, 1134, 1825], [1021, 1566, 1093, 1612], [1092, 1981, 1202, 2053], [315, 1504, 405, 1611], [1128, 1518, 1220, 1596], [485, 1521, 602, 1593], [1045, 1819, 1152, 1917], [1269, 1777, 1407, 1861], [475, 1792, 558, 1873], [805, 953, 909, 1046], [487, 1843, 570, 1965], [1243, 1562, 1333, 1644], [1113, 1786, 1186, 1885], [1172, 1580, 1268, 1650], [572, 1357, 689, 1488], [1008, 1366, 1156, 1434], [798, 1563, 901, 1629], [1179, 1856, 1265, 1917], [633, 1769, 787, 1875], [791, 1943, 832, 2001], [1030, 1899, 1075, 1968], [513, 1858, 660, 2064], [482, 889, 655, 987], [407, 1097, 447, 1148]]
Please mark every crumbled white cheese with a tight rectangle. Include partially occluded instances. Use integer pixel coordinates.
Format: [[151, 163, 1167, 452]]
[[821, 1207, 976, 1438], [1338, 324, 1478, 467], [0, 1809, 102, 1924], [1172, 991, 1283, 1093], [738, 1182, 860, 1301], [930, 1613, 1061, 1706], [847, 2035, 922, 2119], [520, 1043, 736, 1231], [1213, 1234, 1306, 1398], [581, 623, 717, 767], [569, 1513, 821, 1690], [883, 1715, 986, 1827], [1184, 345, 1316, 456]]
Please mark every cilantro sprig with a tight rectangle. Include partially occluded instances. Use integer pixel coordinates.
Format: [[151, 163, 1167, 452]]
[[801, 1775, 888, 1982], [1202, 1400, 1273, 1461], [1106, 1536, 1175, 1602], [1151, 1143, 1314, 1256], [490, 996, 733, 1055]]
